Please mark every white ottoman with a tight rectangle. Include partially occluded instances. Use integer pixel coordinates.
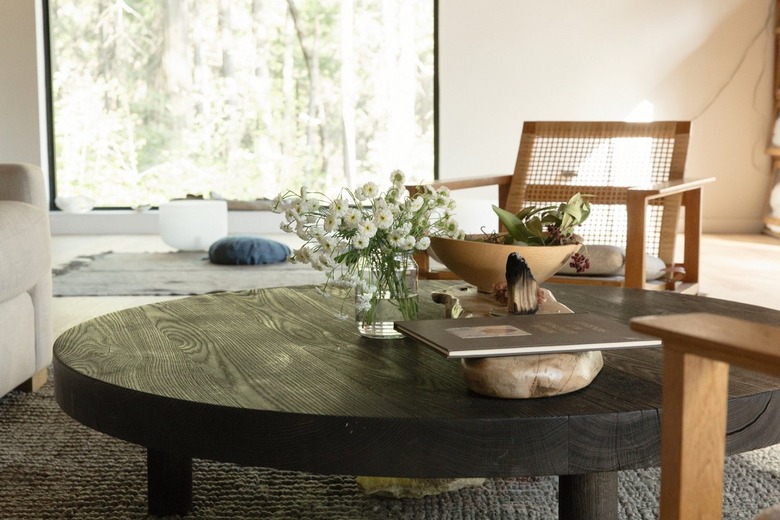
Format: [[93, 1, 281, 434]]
[[159, 200, 228, 251]]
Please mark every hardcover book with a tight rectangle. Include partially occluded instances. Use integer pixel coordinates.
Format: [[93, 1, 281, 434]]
[[394, 313, 661, 358]]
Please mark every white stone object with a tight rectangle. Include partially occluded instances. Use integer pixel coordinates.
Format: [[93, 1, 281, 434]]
[[54, 195, 95, 213], [461, 350, 604, 399], [159, 200, 228, 251]]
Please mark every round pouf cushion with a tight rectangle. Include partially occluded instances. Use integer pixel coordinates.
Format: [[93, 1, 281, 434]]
[[208, 236, 291, 265]]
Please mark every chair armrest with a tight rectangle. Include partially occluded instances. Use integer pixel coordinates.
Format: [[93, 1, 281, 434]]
[[406, 175, 513, 195], [623, 177, 714, 289], [631, 313, 780, 375], [0, 163, 48, 210], [628, 177, 715, 200]]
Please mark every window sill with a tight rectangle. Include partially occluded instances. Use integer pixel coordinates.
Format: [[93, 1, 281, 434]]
[[49, 209, 284, 235]]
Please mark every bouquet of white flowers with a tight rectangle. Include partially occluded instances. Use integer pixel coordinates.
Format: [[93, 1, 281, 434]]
[[273, 170, 463, 336]]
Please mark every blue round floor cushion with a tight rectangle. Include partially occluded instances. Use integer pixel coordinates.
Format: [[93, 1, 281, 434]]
[[208, 236, 291, 265]]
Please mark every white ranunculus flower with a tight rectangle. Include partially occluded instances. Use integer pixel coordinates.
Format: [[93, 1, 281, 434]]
[[323, 213, 340, 232], [445, 217, 460, 235], [318, 235, 338, 252], [308, 227, 324, 240], [342, 208, 361, 229], [408, 196, 424, 212], [335, 273, 360, 289], [359, 181, 379, 200], [390, 169, 405, 186], [295, 221, 311, 240], [387, 229, 404, 247], [271, 194, 286, 212], [329, 198, 348, 217], [317, 251, 335, 270], [401, 235, 416, 250], [285, 207, 300, 223], [355, 289, 377, 312], [436, 193, 451, 207], [288, 196, 303, 212], [352, 233, 370, 249], [358, 219, 377, 238], [309, 255, 324, 271], [415, 236, 431, 250], [292, 247, 311, 264], [373, 208, 394, 229], [385, 187, 401, 204], [353, 277, 369, 291]]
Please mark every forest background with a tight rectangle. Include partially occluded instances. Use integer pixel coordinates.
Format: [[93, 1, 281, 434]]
[[49, 0, 434, 208]]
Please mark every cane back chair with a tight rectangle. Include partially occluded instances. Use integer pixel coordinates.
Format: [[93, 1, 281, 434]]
[[413, 121, 714, 293]]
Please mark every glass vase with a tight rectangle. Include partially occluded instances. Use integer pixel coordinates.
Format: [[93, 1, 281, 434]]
[[355, 252, 419, 339]]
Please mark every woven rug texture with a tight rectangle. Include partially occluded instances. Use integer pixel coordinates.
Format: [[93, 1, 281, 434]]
[[1, 371, 780, 519], [52, 251, 329, 296]]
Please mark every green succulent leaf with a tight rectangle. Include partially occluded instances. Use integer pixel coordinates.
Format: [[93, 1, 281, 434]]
[[491, 193, 592, 245], [492, 205, 529, 241]]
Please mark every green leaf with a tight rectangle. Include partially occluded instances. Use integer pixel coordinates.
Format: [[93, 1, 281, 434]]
[[525, 216, 545, 239], [492, 205, 527, 241], [491, 193, 592, 243], [515, 206, 538, 220]]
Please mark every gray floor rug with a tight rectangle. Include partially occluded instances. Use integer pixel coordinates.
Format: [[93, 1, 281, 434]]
[[52, 251, 329, 296], [1, 371, 779, 519]]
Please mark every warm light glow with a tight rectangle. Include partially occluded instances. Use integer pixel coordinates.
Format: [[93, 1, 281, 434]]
[[626, 100, 655, 122]]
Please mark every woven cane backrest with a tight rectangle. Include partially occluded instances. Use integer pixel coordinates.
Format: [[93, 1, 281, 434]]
[[505, 121, 690, 265]]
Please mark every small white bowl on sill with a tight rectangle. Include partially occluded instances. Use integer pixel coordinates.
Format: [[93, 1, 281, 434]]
[[54, 195, 95, 213]]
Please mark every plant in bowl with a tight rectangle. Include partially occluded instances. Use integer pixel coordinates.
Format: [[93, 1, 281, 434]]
[[491, 192, 591, 273], [428, 193, 591, 293]]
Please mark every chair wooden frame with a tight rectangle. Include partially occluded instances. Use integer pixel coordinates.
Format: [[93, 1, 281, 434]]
[[410, 121, 714, 293], [631, 313, 780, 520]]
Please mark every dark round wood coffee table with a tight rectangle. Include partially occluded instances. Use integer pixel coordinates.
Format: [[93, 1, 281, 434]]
[[53, 282, 780, 518]]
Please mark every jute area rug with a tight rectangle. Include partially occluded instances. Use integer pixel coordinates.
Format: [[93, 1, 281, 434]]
[[52, 251, 329, 296], [1, 371, 780, 519]]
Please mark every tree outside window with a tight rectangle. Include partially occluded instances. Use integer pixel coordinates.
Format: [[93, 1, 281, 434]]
[[48, 0, 434, 208]]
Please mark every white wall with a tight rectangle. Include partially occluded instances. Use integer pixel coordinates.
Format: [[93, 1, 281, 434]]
[[1, 0, 774, 233], [438, 0, 775, 233], [0, 1, 48, 175]]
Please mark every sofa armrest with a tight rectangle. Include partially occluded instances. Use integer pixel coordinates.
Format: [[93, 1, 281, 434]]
[[0, 163, 48, 210]]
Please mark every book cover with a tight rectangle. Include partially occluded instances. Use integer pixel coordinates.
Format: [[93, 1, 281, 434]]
[[394, 313, 661, 358]]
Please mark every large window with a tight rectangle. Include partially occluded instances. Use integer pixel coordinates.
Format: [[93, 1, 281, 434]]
[[47, 0, 435, 208]]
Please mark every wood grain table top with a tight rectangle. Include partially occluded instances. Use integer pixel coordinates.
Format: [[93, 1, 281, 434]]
[[53, 282, 780, 478]]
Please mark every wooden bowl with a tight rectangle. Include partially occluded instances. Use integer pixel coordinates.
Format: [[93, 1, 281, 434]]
[[429, 236, 581, 292]]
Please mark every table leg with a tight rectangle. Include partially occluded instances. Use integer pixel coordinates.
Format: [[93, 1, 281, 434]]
[[558, 472, 618, 520], [147, 448, 193, 516]]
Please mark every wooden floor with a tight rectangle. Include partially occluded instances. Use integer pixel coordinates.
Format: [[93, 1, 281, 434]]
[[51, 233, 780, 337]]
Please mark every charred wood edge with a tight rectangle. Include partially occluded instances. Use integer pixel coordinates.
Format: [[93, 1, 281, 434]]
[[506, 252, 538, 315]]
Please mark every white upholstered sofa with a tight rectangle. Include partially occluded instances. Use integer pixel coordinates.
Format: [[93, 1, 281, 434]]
[[0, 163, 52, 397]]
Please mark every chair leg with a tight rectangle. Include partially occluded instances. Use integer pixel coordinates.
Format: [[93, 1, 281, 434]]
[[660, 348, 729, 519], [16, 368, 48, 393], [414, 251, 431, 278]]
